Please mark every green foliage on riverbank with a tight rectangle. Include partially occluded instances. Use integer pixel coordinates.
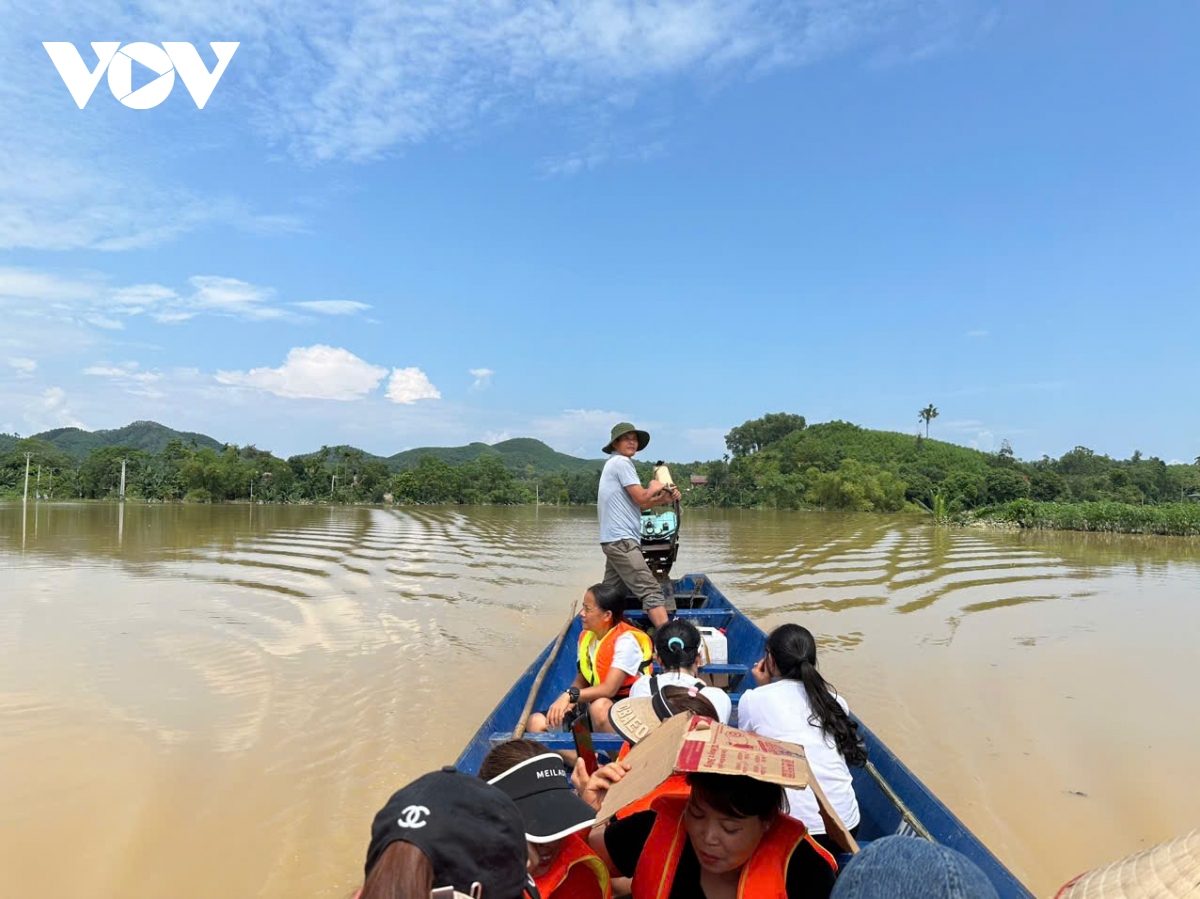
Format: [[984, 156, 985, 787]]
[[672, 414, 1200, 517], [3, 415, 1198, 530], [967, 500, 1200, 536]]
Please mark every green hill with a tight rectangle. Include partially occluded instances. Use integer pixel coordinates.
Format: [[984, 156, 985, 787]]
[[763, 421, 992, 475], [0, 433, 15, 454], [388, 437, 601, 474], [31, 421, 225, 458]]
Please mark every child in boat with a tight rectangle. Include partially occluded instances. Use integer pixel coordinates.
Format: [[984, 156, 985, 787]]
[[528, 583, 652, 734], [627, 619, 732, 724], [481, 739, 611, 899], [357, 766, 538, 899], [580, 760, 837, 899], [738, 623, 865, 855]]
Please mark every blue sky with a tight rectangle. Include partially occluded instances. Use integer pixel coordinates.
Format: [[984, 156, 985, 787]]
[[2, 0, 1198, 464]]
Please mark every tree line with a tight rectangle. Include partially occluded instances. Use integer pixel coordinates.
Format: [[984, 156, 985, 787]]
[[667, 414, 1200, 515], [4, 414, 1199, 519], [0, 437, 599, 505]]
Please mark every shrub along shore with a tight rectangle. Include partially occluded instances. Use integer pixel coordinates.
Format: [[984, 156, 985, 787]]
[[963, 500, 1200, 537]]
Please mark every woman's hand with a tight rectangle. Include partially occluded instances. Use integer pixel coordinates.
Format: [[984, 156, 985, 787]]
[[751, 656, 771, 686], [546, 692, 573, 728], [571, 757, 591, 796], [578, 759, 632, 811]]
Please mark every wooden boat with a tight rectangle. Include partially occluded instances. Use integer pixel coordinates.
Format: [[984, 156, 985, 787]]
[[455, 573, 1033, 898]]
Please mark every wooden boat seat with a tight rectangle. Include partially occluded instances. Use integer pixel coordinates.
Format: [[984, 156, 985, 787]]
[[489, 731, 627, 752]]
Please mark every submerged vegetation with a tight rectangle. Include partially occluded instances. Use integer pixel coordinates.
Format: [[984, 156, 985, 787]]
[[3, 415, 1199, 535], [966, 500, 1200, 537]]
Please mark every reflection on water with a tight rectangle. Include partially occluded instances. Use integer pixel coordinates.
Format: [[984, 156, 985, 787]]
[[1, 503, 1198, 897]]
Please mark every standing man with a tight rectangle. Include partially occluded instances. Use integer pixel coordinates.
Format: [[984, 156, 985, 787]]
[[597, 422, 681, 628]]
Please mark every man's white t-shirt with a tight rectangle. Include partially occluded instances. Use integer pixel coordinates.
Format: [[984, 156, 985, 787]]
[[588, 630, 644, 680], [736, 679, 861, 834], [628, 671, 733, 724], [598, 455, 642, 543]]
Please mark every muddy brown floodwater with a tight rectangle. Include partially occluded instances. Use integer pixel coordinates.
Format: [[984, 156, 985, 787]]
[[1, 503, 1198, 897]]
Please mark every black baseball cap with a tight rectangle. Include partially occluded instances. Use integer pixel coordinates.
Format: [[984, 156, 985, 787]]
[[365, 766, 539, 899], [486, 753, 597, 843]]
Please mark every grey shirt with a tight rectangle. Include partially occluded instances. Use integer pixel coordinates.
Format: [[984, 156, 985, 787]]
[[598, 455, 642, 543]]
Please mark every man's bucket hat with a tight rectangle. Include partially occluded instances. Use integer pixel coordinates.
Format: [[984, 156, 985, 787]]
[[602, 422, 650, 455]]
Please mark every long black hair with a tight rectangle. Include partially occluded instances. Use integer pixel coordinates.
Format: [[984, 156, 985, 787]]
[[766, 624, 867, 766]]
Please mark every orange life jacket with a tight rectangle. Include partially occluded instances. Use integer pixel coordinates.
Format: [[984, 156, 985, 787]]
[[535, 832, 611, 899], [578, 622, 652, 695], [615, 773, 691, 818], [630, 795, 836, 899]]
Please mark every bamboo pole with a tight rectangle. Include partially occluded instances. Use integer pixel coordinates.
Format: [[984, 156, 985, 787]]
[[864, 761, 934, 840], [513, 600, 578, 739]]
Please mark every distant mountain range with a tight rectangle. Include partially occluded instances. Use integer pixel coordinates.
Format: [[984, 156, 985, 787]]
[[1, 421, 603, 474], [388, 437, 601, 473], [1, 421, 224, 457]]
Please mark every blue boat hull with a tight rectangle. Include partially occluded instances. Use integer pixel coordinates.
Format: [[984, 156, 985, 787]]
[[455, 573, 1032, 898]]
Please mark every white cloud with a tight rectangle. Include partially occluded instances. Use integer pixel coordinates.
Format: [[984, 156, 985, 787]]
[[189, 276, 284, 320], [295, 300, 371, 315], [966, 329, 988, 338], [216, 345, 388, 400], [0, 267, 290, 329], [0, 267, 100, 303], [152, 310, 198, 324], [110, 284, 179, 312], [85, 315, 124, 330], [386, 367, 441, 405], [31, 386, 86, 431], [470, 367, 494, 390], [8, 358, 37, 378], [83, 361, 161, 384]]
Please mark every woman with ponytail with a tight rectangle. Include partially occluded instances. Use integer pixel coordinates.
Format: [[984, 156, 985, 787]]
[[628, 619, 732, 724], [738, 623, 864, 853]]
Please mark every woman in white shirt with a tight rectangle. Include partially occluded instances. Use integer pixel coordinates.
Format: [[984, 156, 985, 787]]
[[737, 623, 865, 853], [628, 619, 732, 724]]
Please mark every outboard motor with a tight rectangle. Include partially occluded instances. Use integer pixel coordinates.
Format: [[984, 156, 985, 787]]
[[639, 461, 681, 581]]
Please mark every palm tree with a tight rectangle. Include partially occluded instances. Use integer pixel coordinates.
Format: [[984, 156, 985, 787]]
[[918, 404, 939, 439]]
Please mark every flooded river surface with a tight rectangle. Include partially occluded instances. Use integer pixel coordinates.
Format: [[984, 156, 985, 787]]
[[2, 502, 1198, 897]]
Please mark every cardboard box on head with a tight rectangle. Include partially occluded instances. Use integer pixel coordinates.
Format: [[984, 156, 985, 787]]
[[596, 712, 859, 855]]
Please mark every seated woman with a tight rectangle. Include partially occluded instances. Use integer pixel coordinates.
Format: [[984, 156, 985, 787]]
[[480, 739, 611, 899], [581, 763, 837, 899], [529, 583, 652, 734], [628, 619, 732, 724], [358, 766, 537, 899], [738, 623, 866, 855]]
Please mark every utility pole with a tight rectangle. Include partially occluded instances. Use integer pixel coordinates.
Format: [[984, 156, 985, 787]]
[[119, 458, 127, 500], [23, 453, 32, 502], [36, 466, 41, 498], [331, 473, 338, 498]]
